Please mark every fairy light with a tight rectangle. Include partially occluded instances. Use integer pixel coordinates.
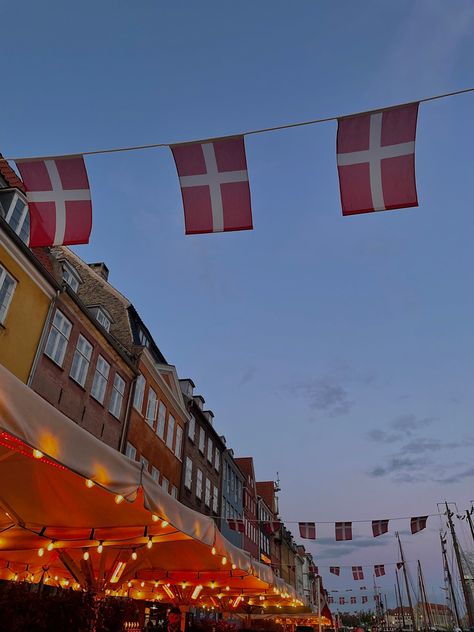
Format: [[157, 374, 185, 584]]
[[85, 479, 95, 488], [225, 586, 230, 591], [161, 520, 169, 528], [211, 547, 216, 556], [140, 581, 145, 588], [83, 550, 90, 561], [231, 563, 236, 570], [152, 514, 159, 522], [38, 547, 44, 557], [46, 540, 55, 551], [128, 581, 132, 588], [115, 494, 124, 504], [97, 542, 103, 553], [147, 537, 153, 549], [221, 556, 227, 565], [33, 449, 43, 459], [131, 549, 137, 561]]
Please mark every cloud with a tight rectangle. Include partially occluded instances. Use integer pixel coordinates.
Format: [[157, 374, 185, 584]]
[[403, 437, 474, 455], [435, 466, 474, 485], [239, 365, 257, 386], [288, 377, 353, 417], [367, 415, 435, 444], [369, 456, 431, 480], [315, 535, 388, 560]]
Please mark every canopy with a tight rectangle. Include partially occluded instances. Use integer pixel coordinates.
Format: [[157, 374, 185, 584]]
[[0, 364, 296, 606]]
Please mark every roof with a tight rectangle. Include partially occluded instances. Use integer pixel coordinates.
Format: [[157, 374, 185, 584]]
[[235, 457, 256, 483], [0, 157, 25, 192], [256, 481, 277, 514]]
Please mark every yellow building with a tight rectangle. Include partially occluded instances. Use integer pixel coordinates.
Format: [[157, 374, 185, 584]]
[[0, 160, 58, 382]]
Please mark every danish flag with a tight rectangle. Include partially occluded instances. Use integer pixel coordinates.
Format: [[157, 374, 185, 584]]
[[15, 156, 92, 247], [336, 103, 418, 215], [352, 566, 364, 580], [339, 597, 345, 605], [227, 518, 244, 533], [330, 566, 340, 576], [362, 596, 368, 604], [335, 522, 352, 541], [328, 597, 334, 604], [263, 520, 281, 535], [410, 516, 428, 534], [299, 522, 316, 539], [372, 519, 389, 538], [171, 137, 253, 235], [374, 565, 385, 577], [309, 565, 319, 574], [350, 597, 356, 604]]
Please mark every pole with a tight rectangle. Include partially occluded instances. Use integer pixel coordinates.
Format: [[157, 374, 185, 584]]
[[317, 575, 322, 632], [466, 510, 474, 543], [440, 531, 462, 630], [418, 561, 433, 631], [396, 531, 417, 632], [396, 568, 407, 629], [445, 502, 474, 628]]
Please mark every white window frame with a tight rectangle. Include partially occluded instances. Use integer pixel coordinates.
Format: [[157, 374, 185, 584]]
[[109, 373, 125, 419], [196, 469, 203, 500], [62, 261, 81, 292], [212, 484, 218, 513], [140, 456, 149, 472], [95, 307, 111, 332], [145, 388, 158, 427], [3, 190, 29, 243], [69, 334, 93, 388], [156, 401, 166, 439], [207, 438, 214, 465], [126, 442, 137, 461], [188, 415, 195, 442], [133, 374, 146, 412], [161, 477, 169, 494], [151, 467, 160, 483], [198, 427, 205, 454], [0, 265, 16, 325], [171, 485, 178, 499], [91, 355, 110, 404], [214, 450, 220, 472], [205, 478, 211, 508], [44, 309, 72, 367], [166, 415, 175, 450], [174, 425, 183, 459], [184, 457, 193, 490]]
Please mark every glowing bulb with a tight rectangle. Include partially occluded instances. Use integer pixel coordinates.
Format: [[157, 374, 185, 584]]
[[38, 547, 44, 557], [152, 514, 159, 522], [85, 479, 95, 488], [226, 586, 230, 591], [97, 542, 103, 553], [141, 581, 145, 587], [54, 576, 58, 581], [13, 574, 18, 581], [131, 550, 137, 560], [154, 582, 159, 589], [232, 564, 236, 570], [47, 541, 54, 551], [221, 557, 227, 565], [115, 495, 124, 504], [211, 547, 216, 555], [83, 550, 90, 561], [33, 449, 43, 459], [161, 520, 169, 528], [128, 581, 132, 588], [147, 538, 153, 549]]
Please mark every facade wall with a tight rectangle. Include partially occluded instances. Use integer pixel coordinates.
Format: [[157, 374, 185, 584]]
[[0, 228, 54, 383], [220, 450, 244, 547], [30, 293, 135, 448], [235, 458, 259, 559]]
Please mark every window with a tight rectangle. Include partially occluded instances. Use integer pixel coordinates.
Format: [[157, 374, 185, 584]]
[[0, 265, 16, 324], [126, 442, 137, 461], [62, 262, 81, 292], [157, 402, 166, 439], [174, 425, 183, 459], [138, 328, 150, 348], [166, 415, 175, 450], [207, 439, 213, 465], [188, 415, 195, 442], [140, 456, 149, 472], [215, 450, 220, 472], [145, 388, 158, 427], [196, 469, 203, 500], [151, 467, 160, 483], [91, 355, 110, 404], [96, 307, 111, 332], [171, 485, 178, 499], [198, 427, 205, 454], [44, 309, 72, 366], [205, 478, 211, 507], [161, 477, 169, 494], [184, 457, 193, 490], [133, 374, 145, 412], [69, 335, 93, 387], [212, 484, 218, 513], [109, 373, 125, 418], [2, 191, 29, 243]]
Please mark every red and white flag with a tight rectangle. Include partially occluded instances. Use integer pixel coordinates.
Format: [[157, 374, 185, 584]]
[[335, 522, 352, 541], [330, 566, 340, 576], [309, 565, 319, 574], [328, 597, 334, 604], [350, 596, 357, 604], [410, 516, 428, 534], [339, 597, 345, 605], [15, 156, 92, 247], [227, 518, 244, 533], [336, 103, 418, 215], [171, 137, 252, 235], [263, 520, 281, 535], [362, 596, 368, 604], [372, 519, 389, 538], [352, 566, 364, 580], [374, 565, 385, 577], [299, 522, 316, 539]]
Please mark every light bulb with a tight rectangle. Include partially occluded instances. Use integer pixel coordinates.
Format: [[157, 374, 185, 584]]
[[115, 495, 124, 504], [161, 520, 169, 528], [221, 557, 227, 565], [226, 586, 230, 591], [131, 550, 137, 560], [128, 581, 132, 588], [147, 538, 153, 549], [83, 550, 89, 561], [85, 479, 95, 488], [152, 514, 159, 522], [97, 543, 103, 553], [47, 541, 54, 551], [211, 547, 216, 555], [141, 581, 145, 588], [38, 547, 44, 557], [33, 449, 43, 459], [232, 564, 236, 570]]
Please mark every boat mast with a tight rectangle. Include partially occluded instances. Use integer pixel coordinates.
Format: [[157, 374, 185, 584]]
[[440, 531, 462, 629], [417, 560, 433, 631], [396, 567, 407, 629], [445, 502, 474, 628], [396, 531, 418, 632]]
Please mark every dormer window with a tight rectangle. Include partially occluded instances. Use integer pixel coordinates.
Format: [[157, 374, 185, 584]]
[[138, 328, 150, 348], [0, 189, 29, 244], [96, 307, 111, 332], [62, 261, 81, 292]]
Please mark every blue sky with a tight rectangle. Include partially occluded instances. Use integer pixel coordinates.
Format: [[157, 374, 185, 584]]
[[5, 0, 474, 609]]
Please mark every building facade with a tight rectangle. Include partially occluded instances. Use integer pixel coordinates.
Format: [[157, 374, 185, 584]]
[[179, 379, 225, 524], [220, 445, 244, 547], [235, 457, 259, 559], [256, 480, 281, 571]]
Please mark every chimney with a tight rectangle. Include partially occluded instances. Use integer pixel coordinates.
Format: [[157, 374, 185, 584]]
[[203, 410, 214, 426], [179, 378, 195, 398], [88, 262, 109, 281]]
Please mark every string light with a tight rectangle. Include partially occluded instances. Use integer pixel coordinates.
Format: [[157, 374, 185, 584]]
[[38, 547, 44, 557], [46, 540, 55, 551], [33, 449, 43, 459], [231, 564, 236, 570], [152, 514, 159, 522], [128, 581, 132, 588], [83, 550, 90, 561], [221, 556, 227, 565], [85, 479, 95, 488], [131, 549, 138, 561], [147, 537, 153, 549], [161, 520, 169, 528], [225, 586, 230, 591], [115, 495, 124, 504], [140, 581, 145, 588], [97, 542, 103, 553], [211, 547, 216, 555]]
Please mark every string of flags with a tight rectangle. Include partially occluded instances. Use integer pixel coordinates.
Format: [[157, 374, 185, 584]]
[[6, 87, 473, 246], [329, 595, 375, 605], [227, 516, 429, 539]]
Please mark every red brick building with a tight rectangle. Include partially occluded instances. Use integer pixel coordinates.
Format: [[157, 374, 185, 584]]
[[256, 480, 281, 570], [234, 457, 259, 558]]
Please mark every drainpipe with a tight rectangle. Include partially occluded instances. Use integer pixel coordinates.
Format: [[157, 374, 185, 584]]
[[27, 289, 60, 386], [118, 375, 137, 453]]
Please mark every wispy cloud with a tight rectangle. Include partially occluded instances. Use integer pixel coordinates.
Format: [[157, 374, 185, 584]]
[[435, 466, 474, 485], [315, 535, 388, 560]]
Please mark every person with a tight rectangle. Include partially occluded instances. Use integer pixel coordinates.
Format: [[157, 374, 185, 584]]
[[144, 621, 156, 631], [167, 607, 182, 632]]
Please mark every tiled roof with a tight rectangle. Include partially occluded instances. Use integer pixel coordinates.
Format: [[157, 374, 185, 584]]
[[0, 156, 25, 192]]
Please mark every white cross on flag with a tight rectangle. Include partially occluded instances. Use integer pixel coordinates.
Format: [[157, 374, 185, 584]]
[[339, 597, 345, 605], [410, 515, 428, 534], [352, 566, 364, 580], [362, 596, 368, 604], [15, 156, 92, 247], [330, 566, 340, 576], [227, 518, 244, 533], [335, 521, 353, 541], [372, 519, 389, 538], [171, 136, 253, 235], [299, 522, 316, 539], [350, 597, 357, 604], [336, 103, 419, 215], [263, 520, 281, 535], [374, 564, 385, 577]]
